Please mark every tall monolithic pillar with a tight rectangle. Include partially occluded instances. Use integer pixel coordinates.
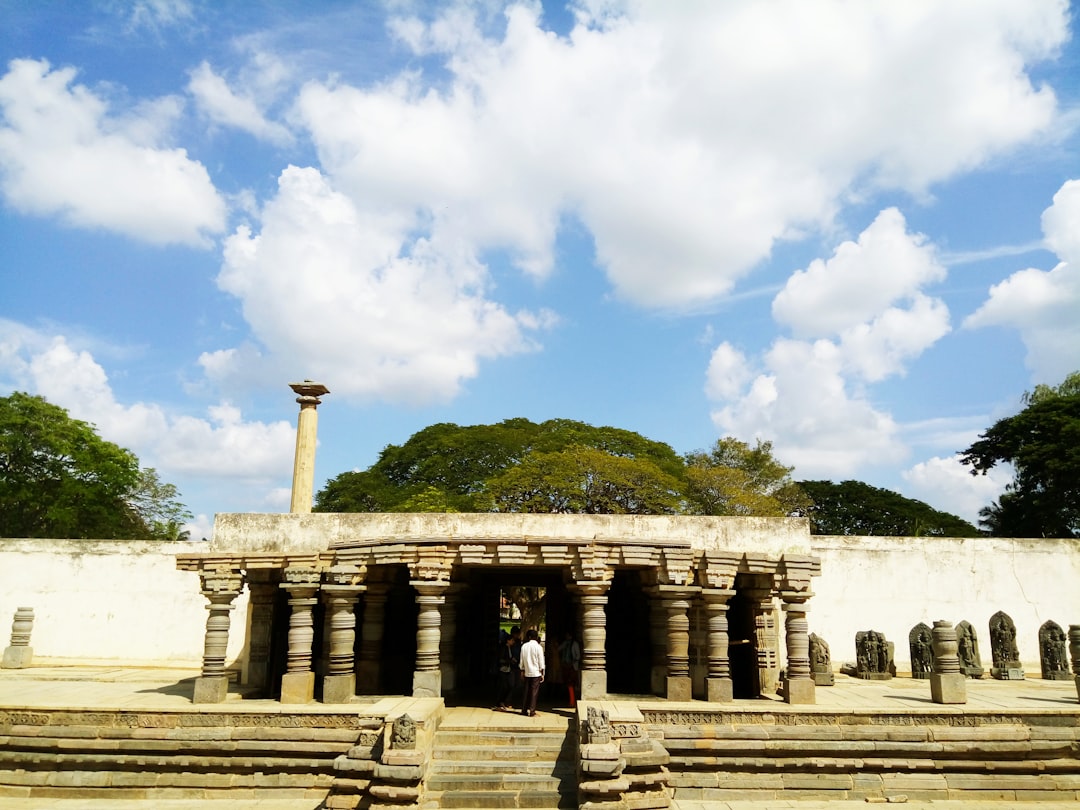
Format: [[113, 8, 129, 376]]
[[288, 381, 329, 514]]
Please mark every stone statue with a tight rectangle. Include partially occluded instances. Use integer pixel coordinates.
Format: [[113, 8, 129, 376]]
[[955, 620, 984, 678], [909, 623, 935, 679], [1039, 620, 1071, 680], [809, 633, 834, 686], [584, 706, 611, 745], [989, 610, 1024, 680], [391, 714, 416, 750], [854, 630, 893, 680]]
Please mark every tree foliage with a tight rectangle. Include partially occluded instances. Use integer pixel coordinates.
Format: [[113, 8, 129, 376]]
[[0, 392, 191, 540], [799, 480, 980, 537], [960, 372, 1080, 538], [684, 438, 810, 517]]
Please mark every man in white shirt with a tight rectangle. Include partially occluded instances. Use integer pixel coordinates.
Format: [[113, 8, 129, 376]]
[[519, 628, 545, 716]]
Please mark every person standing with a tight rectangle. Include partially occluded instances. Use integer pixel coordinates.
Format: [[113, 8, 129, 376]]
[[558, 630, 580, 708], [519, 628, 545, 717], [495, 626, 521, 710]]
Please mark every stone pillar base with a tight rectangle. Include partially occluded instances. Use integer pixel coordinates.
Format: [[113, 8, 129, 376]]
[[323, 673, 356, 704], [782, 678, 816, 705], [706, 677, 733, 703], [412, 669, 441, 698], [666, 675, 692, 702], [280, 671, 315, 704], [192, 675, 229, 704], [581, 670, 607, 699], [1, 646, 32, 669], [930, 672, 967, 704]]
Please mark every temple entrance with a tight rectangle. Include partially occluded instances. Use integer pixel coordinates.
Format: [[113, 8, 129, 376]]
[[728, 581, 758, 699], [449, 566, 572, 707], [605, 569, 652, 695]]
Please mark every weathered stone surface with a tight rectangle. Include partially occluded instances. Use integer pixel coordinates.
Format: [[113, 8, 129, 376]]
[[930, 671, 967, 704], [581, 743, 621, 760], [191, 675, 228, 704], [581, 757, 624, 776], [372, 762, 424, 781]]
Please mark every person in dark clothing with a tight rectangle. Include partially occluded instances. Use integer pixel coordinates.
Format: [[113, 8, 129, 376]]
[[495, 626, 521, 710]]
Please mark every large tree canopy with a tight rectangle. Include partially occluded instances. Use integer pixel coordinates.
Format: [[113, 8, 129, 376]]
[[316, 419, 805, 518], [0, 392, 191, 540], [960, 372, 1080, 538], [799, 480, 980, 537]]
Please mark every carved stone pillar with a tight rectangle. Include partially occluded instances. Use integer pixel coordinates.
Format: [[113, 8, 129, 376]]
[[743, 584, 780, 697], [412, 580, 449, 697], [357, 582, 389, 693], [657, 586, 698, 701], [930, 620, 966, 704], [701, 588, 735, 702], [440, 584, 463, 696], [1, 607, 34, 670], [279, 567, 321, 704], [322, 566, 366, 704], [288, 381, 329, 514], [577, 581, 611, 699], [779, 591, 814, 705], [243, 578, 276, 692], [193, 567, 244, 704]]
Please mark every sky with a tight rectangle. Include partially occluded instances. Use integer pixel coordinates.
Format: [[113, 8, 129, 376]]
[[2, 0, 1080, 540]]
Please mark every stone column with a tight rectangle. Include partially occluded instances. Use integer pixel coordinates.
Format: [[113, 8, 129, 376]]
[[779, 591, 814, 705], [357, 582, 389, 694], [280, 567, 321, 704], [193, 568, 244, 704], [288, 380, 329, 514], [577, 581, 611, 699], [744, 584, 780, 697], [930, 620, 966, 704], [1070, 626, 1080, 703], [243, 579, 276, 691], [412, 580, 449, 698], [1, 607, 34, 669], [701, 588, 736, 702], [322, 566, 366, 704], [657, 586, 697, 701]]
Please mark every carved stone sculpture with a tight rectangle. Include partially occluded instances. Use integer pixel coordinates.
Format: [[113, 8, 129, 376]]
[[585, 706, 611, 745], [854, 630, 893, 680], [929, 620, 966, 704], [391, 714, 416, 750], [1039, 620, 1071, 680], [1069, 625, 1080, 702], [809, 633, 834, 686], [955, 620, 984, 678], [989, 610, 1024, 680], [909, 623, 935, 679]]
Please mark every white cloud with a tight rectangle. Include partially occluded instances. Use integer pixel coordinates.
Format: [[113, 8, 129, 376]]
[[127, 0, 194, 33], [206, 165, 553, 404], [964, 179, 1080, 382], [0, 320, 294, 482], [902, 455, 1012, 526], [292, 1, 1063, 309], [707, 209, 953, 478], [0, 59, 226, 246], [188, 61, 294, 145]]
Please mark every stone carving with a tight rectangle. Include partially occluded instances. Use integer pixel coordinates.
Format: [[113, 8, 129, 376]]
[[391, 714, 416, 749], [1039, 620, 1071, 680], [809, 633, 834, 686], [1, 607, 34, 669], [929, 620, 966, 704], [909, 623, 935, 679], [989, 611, 1024, 680], [585, 706, 611, 745], [955, 620, 984, 678], [854, 630, 893, 679]]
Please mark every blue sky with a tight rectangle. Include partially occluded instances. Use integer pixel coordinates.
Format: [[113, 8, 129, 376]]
[[3, 0, 1080, 539]]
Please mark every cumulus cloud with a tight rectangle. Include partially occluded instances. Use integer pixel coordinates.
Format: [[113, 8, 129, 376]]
[[0, 320, 294, 482], [902, 455, 1012, 526], [291, 1, 1063, 309], [0, 59, 226, 246], [707, 210, 951, 477], [188, 61, 294, 145], [964, 179, 1080, 382], [205, 165, 554, 404]]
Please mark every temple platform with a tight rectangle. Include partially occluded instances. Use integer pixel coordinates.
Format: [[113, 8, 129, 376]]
[[2, 666, 1079, 807]]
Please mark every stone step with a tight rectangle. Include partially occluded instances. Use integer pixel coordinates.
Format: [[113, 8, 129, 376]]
[[426, 788, 575, 809], [426, 771, 566, 792], [428, 759, 575, 776], [432, 743, 569, 761], [433, 730, 569, 747]]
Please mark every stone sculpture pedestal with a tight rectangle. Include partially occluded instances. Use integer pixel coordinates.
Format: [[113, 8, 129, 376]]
[[991, 663, 1024, 680], [930, 673, 966, 704]]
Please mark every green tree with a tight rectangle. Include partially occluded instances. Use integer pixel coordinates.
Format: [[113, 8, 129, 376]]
[[0, 392, 190, 540], [480, 445, 684, 514], [799, 480, 980, 536], [684, 438, 810, 516], [960, 372, 1080, 538]]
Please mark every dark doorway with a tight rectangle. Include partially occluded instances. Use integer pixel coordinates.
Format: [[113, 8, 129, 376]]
[[380, 565, 419, 695], [605, 569, 652, 695], [728, 576, 759, 699]]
